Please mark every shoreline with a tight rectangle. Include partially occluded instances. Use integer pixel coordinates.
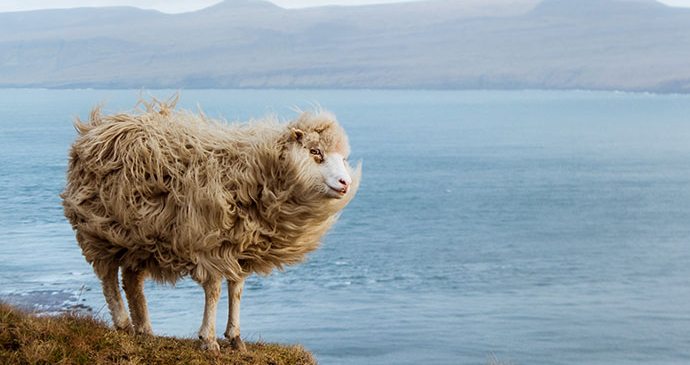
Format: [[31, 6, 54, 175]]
[[0, 289, 92, 315], [0, 86, 689, 95]]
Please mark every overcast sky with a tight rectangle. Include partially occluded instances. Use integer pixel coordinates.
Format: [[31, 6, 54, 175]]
[[0, 0, 688, 13], [0, 0, 412, 13]]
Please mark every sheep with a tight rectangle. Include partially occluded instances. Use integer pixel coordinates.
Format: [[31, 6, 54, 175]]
[[60, 95, 360, 352]]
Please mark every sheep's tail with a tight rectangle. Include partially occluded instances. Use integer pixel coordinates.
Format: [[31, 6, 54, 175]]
[[72, 92, 181, 136]]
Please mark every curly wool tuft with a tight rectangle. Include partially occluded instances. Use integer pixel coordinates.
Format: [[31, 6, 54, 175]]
[[61, 96, 360, 285]]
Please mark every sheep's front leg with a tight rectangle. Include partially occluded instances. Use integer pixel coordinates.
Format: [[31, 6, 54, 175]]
[[198, 278, 222, 351], [224, 277, 247, 351]]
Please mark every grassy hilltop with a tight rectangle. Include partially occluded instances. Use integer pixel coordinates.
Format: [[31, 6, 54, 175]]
[[0, 302, 316, 365]]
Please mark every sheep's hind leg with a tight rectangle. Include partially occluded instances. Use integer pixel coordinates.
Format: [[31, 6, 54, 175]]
[[100, 264, 132, 331], [122, 268, 154, 335], [198, 278, 222, 351], [224, 277, 247, 352]]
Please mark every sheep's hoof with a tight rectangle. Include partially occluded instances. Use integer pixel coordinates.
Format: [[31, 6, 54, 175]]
[[230, 336, 247, 352], [135, 326, 154, 336], [200, 339, 220, 352], [114, 322, 134, 334]]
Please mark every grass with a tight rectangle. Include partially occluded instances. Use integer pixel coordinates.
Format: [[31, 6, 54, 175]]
[[0, 301, 316, 364]]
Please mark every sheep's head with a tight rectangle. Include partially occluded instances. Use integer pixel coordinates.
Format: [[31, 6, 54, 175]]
[[289, 111, 354, 199]]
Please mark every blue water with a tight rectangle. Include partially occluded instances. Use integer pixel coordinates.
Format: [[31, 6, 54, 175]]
[[1, 89, 689, 364]]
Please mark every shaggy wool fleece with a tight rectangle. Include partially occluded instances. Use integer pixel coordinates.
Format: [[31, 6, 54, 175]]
[[61, 96, 360, 285]]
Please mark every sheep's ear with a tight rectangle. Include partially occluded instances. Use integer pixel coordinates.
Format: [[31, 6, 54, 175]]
[[292, 128, 305, 143]]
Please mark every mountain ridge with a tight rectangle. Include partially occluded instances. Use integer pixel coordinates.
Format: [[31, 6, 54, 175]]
[[1, 0, 689, 92]]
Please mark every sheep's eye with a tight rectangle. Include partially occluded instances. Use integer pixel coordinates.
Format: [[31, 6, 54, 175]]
[[310, 148, 321, 156]]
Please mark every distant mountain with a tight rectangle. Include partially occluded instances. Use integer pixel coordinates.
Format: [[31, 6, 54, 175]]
[[1, 0, 689, 92]]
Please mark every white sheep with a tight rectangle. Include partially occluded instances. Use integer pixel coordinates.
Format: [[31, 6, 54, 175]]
[[61, 96, 360, 351]]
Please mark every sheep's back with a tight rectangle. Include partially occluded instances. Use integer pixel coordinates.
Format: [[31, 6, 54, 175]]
[[62, 110, 243, 281]]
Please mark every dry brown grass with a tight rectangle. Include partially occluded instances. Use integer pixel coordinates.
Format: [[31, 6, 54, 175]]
[[0, 301, 316, 364]]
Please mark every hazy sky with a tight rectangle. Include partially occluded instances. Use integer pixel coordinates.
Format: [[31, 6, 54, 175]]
[[0, 0, 689, 13], [0, 0, 412, 13]]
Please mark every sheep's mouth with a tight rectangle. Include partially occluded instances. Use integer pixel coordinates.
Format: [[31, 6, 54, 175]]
[[327, 185, 347, 198]]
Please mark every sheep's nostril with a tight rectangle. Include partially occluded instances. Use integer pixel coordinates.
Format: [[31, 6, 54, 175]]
[[338, 178, 349, 187]]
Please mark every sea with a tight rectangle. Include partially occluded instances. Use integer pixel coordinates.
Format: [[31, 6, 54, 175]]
[[1, 89, 689, 364]]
